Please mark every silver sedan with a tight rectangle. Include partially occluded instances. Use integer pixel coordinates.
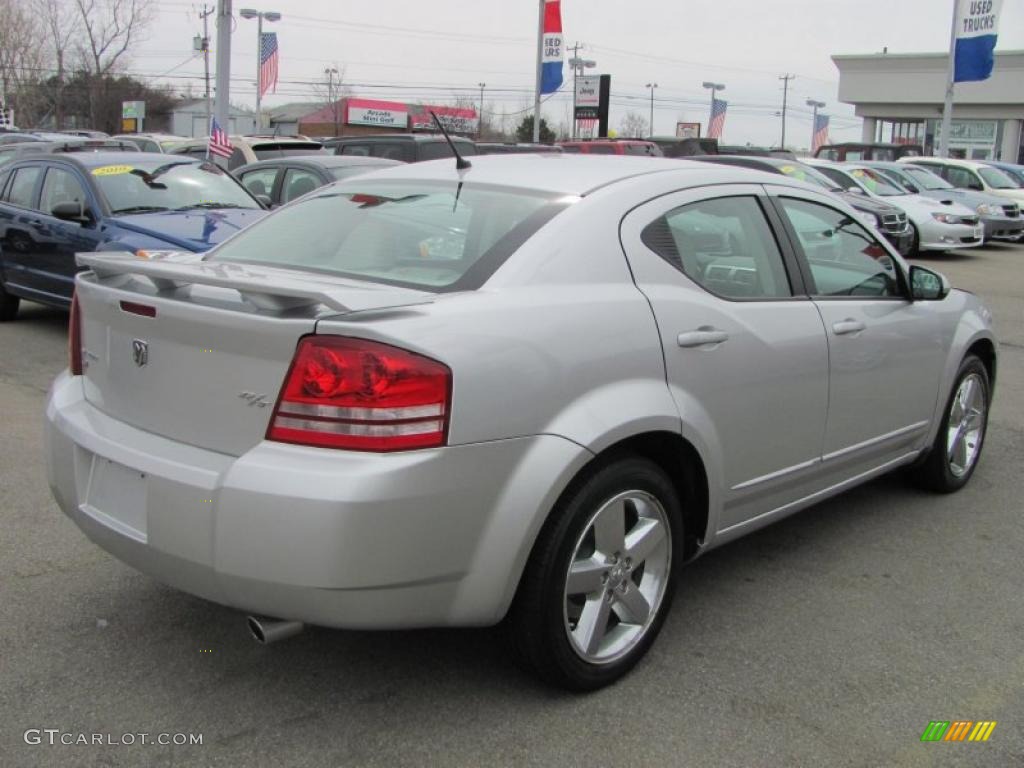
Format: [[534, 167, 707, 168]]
[[45, 156, 996, 690]]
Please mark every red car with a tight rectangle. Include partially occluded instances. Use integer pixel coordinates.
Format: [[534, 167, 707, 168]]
[[557, 139, 662, 156]]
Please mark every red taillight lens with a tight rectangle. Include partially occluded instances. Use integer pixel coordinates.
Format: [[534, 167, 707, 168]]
[[267, 336, 451, 452], [69, 291, 83, 375]]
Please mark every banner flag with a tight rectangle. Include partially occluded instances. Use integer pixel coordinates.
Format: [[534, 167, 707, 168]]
[[540, 1, 564, 94], [954, 0, 1003, 82]]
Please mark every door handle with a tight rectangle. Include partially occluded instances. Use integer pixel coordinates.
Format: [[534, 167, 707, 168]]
[[677, 328, 729, 348], [832, 319, 866, 336], [29, 219, 46, 229]]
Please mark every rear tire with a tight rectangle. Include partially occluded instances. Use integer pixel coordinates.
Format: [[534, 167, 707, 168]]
[[510, 456, 682, 691], [0, 284, 19, 321], [911, 355, 990, 493]]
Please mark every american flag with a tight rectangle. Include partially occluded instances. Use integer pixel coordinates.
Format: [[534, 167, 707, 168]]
[[259, 32, 279, 98], [208, 117, 233, 159], [811, 113, 830, 153], [707, 98, 727, 139]]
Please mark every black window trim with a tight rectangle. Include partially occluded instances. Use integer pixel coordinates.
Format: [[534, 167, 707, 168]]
[[635, 190, 810, 303], [766, 193, 911, 302], [2, 162, 46, 211]]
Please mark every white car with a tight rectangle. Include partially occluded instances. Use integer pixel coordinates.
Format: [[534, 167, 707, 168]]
[[899, 156, 1024, 206], [806, 159, 983, 254]]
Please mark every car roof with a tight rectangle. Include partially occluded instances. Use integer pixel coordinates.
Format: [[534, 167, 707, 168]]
[[904, 156, 986, 169], [340, 154, 784, 196], [325, 133, 473, 144], [237, 156, 404, 171], [45, 151, 198, 169]]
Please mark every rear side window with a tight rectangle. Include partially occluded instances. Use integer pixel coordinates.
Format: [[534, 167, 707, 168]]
[[281, 168, 322, 203], [239, 167, 279, 199], [641, 196, 792, 299], [370, 144, 414, 162], [339, 144, 371, 156], [418, 142, 455, 161], [587, 145, 616, 155], [209, 181, 568, 291], [4, 166, 41, 208]]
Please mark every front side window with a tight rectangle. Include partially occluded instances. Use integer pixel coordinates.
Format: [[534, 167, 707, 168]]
[[4, 166, 41, 208], [944, 167, 982, 190], [239, 167, 279, 199], [208, 181, 566, 291], [903, 166, 953, 190], [640, 196, 792, 299], [91, 160, 260, 214], [778, 198, 901, 298], [40, 168, 88, 215]]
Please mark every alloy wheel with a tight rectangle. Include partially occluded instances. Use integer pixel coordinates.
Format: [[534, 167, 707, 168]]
[[946, 372, 986, 478], [562, 490, 672, 664]]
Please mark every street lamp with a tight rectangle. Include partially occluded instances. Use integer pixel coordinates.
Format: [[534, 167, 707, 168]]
[[239, 8, 282, 131], [569, 56, 596, 139], [702, 81, 725, 135], [477, 82, 486, 140], [645, 82, 658, 138], [325, 67, 340, 136], [806, 98, 826, 150]]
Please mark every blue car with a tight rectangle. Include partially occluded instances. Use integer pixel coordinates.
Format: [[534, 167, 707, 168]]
[[983, 160, 1024, 188], [0, 152, 267, 320]]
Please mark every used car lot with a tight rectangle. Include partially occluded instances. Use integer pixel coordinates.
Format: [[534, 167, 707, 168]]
[[2, 239, 1023, 764], [2, 153, 1024, 761]]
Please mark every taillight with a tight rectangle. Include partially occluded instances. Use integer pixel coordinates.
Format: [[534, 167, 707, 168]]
[[69, 291, 83, 375], [267, 336, 451, 452]]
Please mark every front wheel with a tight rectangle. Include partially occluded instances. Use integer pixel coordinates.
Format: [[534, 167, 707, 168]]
[[510, 456, 682, 691], [911, 355, 990, 492]]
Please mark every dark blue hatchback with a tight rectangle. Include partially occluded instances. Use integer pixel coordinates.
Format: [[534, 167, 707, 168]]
[[0, 152, 267, 319]]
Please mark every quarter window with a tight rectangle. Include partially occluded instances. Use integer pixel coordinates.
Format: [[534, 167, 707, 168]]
[[239, 167, 279, 199], [641, 196, 792, 299], [4, 166, 41, 208], [778, 198, 901, 298], [281, 168, 322, 203]]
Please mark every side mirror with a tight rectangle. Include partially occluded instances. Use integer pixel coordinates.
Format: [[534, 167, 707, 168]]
[[847, 186, 864, 195], [910, 265, 950, 301], [51, 201, 91, 224]]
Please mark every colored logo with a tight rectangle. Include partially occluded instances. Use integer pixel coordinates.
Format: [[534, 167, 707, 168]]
[[920, 720, 997, 742]]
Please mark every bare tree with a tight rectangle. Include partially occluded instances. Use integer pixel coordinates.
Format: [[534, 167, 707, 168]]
[[620, 111, 648, 139], [310, 64, 350, 137], [36, 0, 80, 128], [74, 0, 155, 126]]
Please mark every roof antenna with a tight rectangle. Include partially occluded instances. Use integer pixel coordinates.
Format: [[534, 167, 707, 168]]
[[430, 111, 472, 170]]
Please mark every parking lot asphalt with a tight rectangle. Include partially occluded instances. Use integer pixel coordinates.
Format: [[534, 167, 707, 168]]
[[2, 243, 1023, 768]]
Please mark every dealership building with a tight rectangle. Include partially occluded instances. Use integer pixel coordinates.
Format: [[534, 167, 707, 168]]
[[833, 49, 1024, 162], [268, 97, 478, 138]]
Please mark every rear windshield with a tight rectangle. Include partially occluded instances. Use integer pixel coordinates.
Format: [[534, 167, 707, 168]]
[[208, 181, 570, 291]]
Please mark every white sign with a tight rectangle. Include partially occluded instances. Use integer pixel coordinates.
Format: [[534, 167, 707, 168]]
[[348, 106, 408, 129], [575, 76, 600, 108], [122, 101, 146, 119]]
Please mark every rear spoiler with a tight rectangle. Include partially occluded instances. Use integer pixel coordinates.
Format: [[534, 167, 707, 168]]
[[76, 251, 431, 313]]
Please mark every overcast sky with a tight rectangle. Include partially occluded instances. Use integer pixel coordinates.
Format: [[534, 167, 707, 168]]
[[137, 0, 1024, 146]]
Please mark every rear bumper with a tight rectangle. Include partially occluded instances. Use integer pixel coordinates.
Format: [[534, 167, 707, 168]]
[[45, 371, 589, 629]]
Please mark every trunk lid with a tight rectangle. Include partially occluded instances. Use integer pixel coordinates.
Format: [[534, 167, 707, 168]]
[[75, 251, 433, 456]]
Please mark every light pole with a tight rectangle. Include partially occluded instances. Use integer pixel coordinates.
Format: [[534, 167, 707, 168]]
[[806, 99, 826, 150], [325, 67, 339, 136], [477, 82, 486, 140], [239, 8, 281, 132], [645, 82, 658, 137], [568, 51, 595, 139], [702, 81, 725, 135]]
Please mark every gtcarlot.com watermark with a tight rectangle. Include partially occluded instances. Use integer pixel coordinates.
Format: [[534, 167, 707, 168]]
[[24, 729, 203, 746]]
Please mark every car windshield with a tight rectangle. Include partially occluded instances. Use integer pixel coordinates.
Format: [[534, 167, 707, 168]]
[[978, 167, 1017, 189], [776, 163, 837, 190], [847, 167, 906, 196], [94, 160, 260, 214], [902, 167, 953, 190], [208, 181, 569, 291]]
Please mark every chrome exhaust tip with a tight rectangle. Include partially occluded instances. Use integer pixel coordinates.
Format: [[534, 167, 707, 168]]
[[247, 615, 304, 645]]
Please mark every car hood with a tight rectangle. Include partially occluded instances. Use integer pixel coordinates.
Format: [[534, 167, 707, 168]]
[[915, 188, 1010, 210], [112, 208, 268, 252], [837, 192, 903, 215], [881, 194, 975, 217]]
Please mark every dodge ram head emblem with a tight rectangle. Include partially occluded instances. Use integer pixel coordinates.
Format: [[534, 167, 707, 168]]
[[131, 339, 149, 368]]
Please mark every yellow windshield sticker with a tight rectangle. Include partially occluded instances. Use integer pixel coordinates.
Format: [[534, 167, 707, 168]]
[[851, 169, 866, 178], [781, 165, 797, 174], [91, 165, 134, 177]]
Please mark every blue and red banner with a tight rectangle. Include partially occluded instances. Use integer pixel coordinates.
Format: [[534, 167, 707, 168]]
[[540, 0, 564, 94], [954, 0, 1003, 83]]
